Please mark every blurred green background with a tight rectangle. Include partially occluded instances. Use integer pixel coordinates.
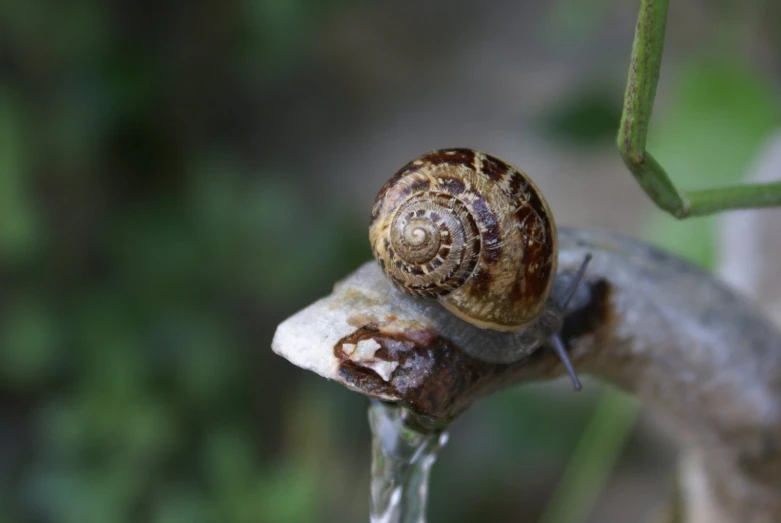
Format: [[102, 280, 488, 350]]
[[0, 1, 779, 522]]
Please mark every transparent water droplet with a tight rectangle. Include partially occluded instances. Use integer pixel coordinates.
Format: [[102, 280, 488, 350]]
[[368, 400, 448, 523]]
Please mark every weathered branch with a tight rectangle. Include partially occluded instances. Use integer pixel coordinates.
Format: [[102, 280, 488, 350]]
[[272, 227, 781, 523]]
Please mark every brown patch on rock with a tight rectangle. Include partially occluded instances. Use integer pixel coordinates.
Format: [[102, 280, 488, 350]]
[[347, 313, 378, 328], [333, 278, 615, 422]]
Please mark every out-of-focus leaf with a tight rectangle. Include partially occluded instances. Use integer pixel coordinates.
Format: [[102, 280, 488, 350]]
[[242, 0, 367, 70], [24, 467, 131, 523], [536, 389, 639, 523], [539, 88, 622, 146], [0, 496, 19, 523], [202, 428, 320, 523], [255, 463, 319, 523], [112, 208, 205, 307], [202, 425, 257, 496], [36, 400, 87, 460], [189, 157, 361, 302], [0, 89, 40, 262], [484, 386, 594, 458], [160, 314, 241, 409], [152, 485, 211, 523], [0, 299, 59, 389]]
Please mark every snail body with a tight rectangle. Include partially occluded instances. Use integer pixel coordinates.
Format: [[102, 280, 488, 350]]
[[370, 148, 585, 388]]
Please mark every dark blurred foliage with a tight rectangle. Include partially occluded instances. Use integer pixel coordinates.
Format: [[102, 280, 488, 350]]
[[0, 1, 778, 522], [0, 1, 371, 522], [537, 87, 621, 146]]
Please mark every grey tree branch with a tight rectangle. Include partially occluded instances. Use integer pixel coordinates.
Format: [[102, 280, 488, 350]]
[[272, 227, 781, 523]]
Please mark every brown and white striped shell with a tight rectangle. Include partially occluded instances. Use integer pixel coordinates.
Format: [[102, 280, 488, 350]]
[[369, 148, 557, 332]]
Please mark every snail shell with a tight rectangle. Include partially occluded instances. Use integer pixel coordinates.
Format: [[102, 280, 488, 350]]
[[369, 148, 558, 332]]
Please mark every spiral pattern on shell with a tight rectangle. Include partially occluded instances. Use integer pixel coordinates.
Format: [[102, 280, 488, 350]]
[[370, 148, 557, 331], [385, 192, 480, 297]]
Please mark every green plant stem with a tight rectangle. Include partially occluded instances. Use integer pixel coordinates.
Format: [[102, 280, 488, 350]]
[[686, 182, 781, 214], [617, 0, 781, 218]]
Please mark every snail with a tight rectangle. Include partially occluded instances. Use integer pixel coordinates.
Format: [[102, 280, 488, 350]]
[[369, 148, 590, 390]]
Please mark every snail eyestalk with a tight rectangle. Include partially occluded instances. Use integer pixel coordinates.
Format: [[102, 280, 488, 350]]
[[549, 333, 582, 391], [560, 253, 593, 309], [549, 253, 592, 391]]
